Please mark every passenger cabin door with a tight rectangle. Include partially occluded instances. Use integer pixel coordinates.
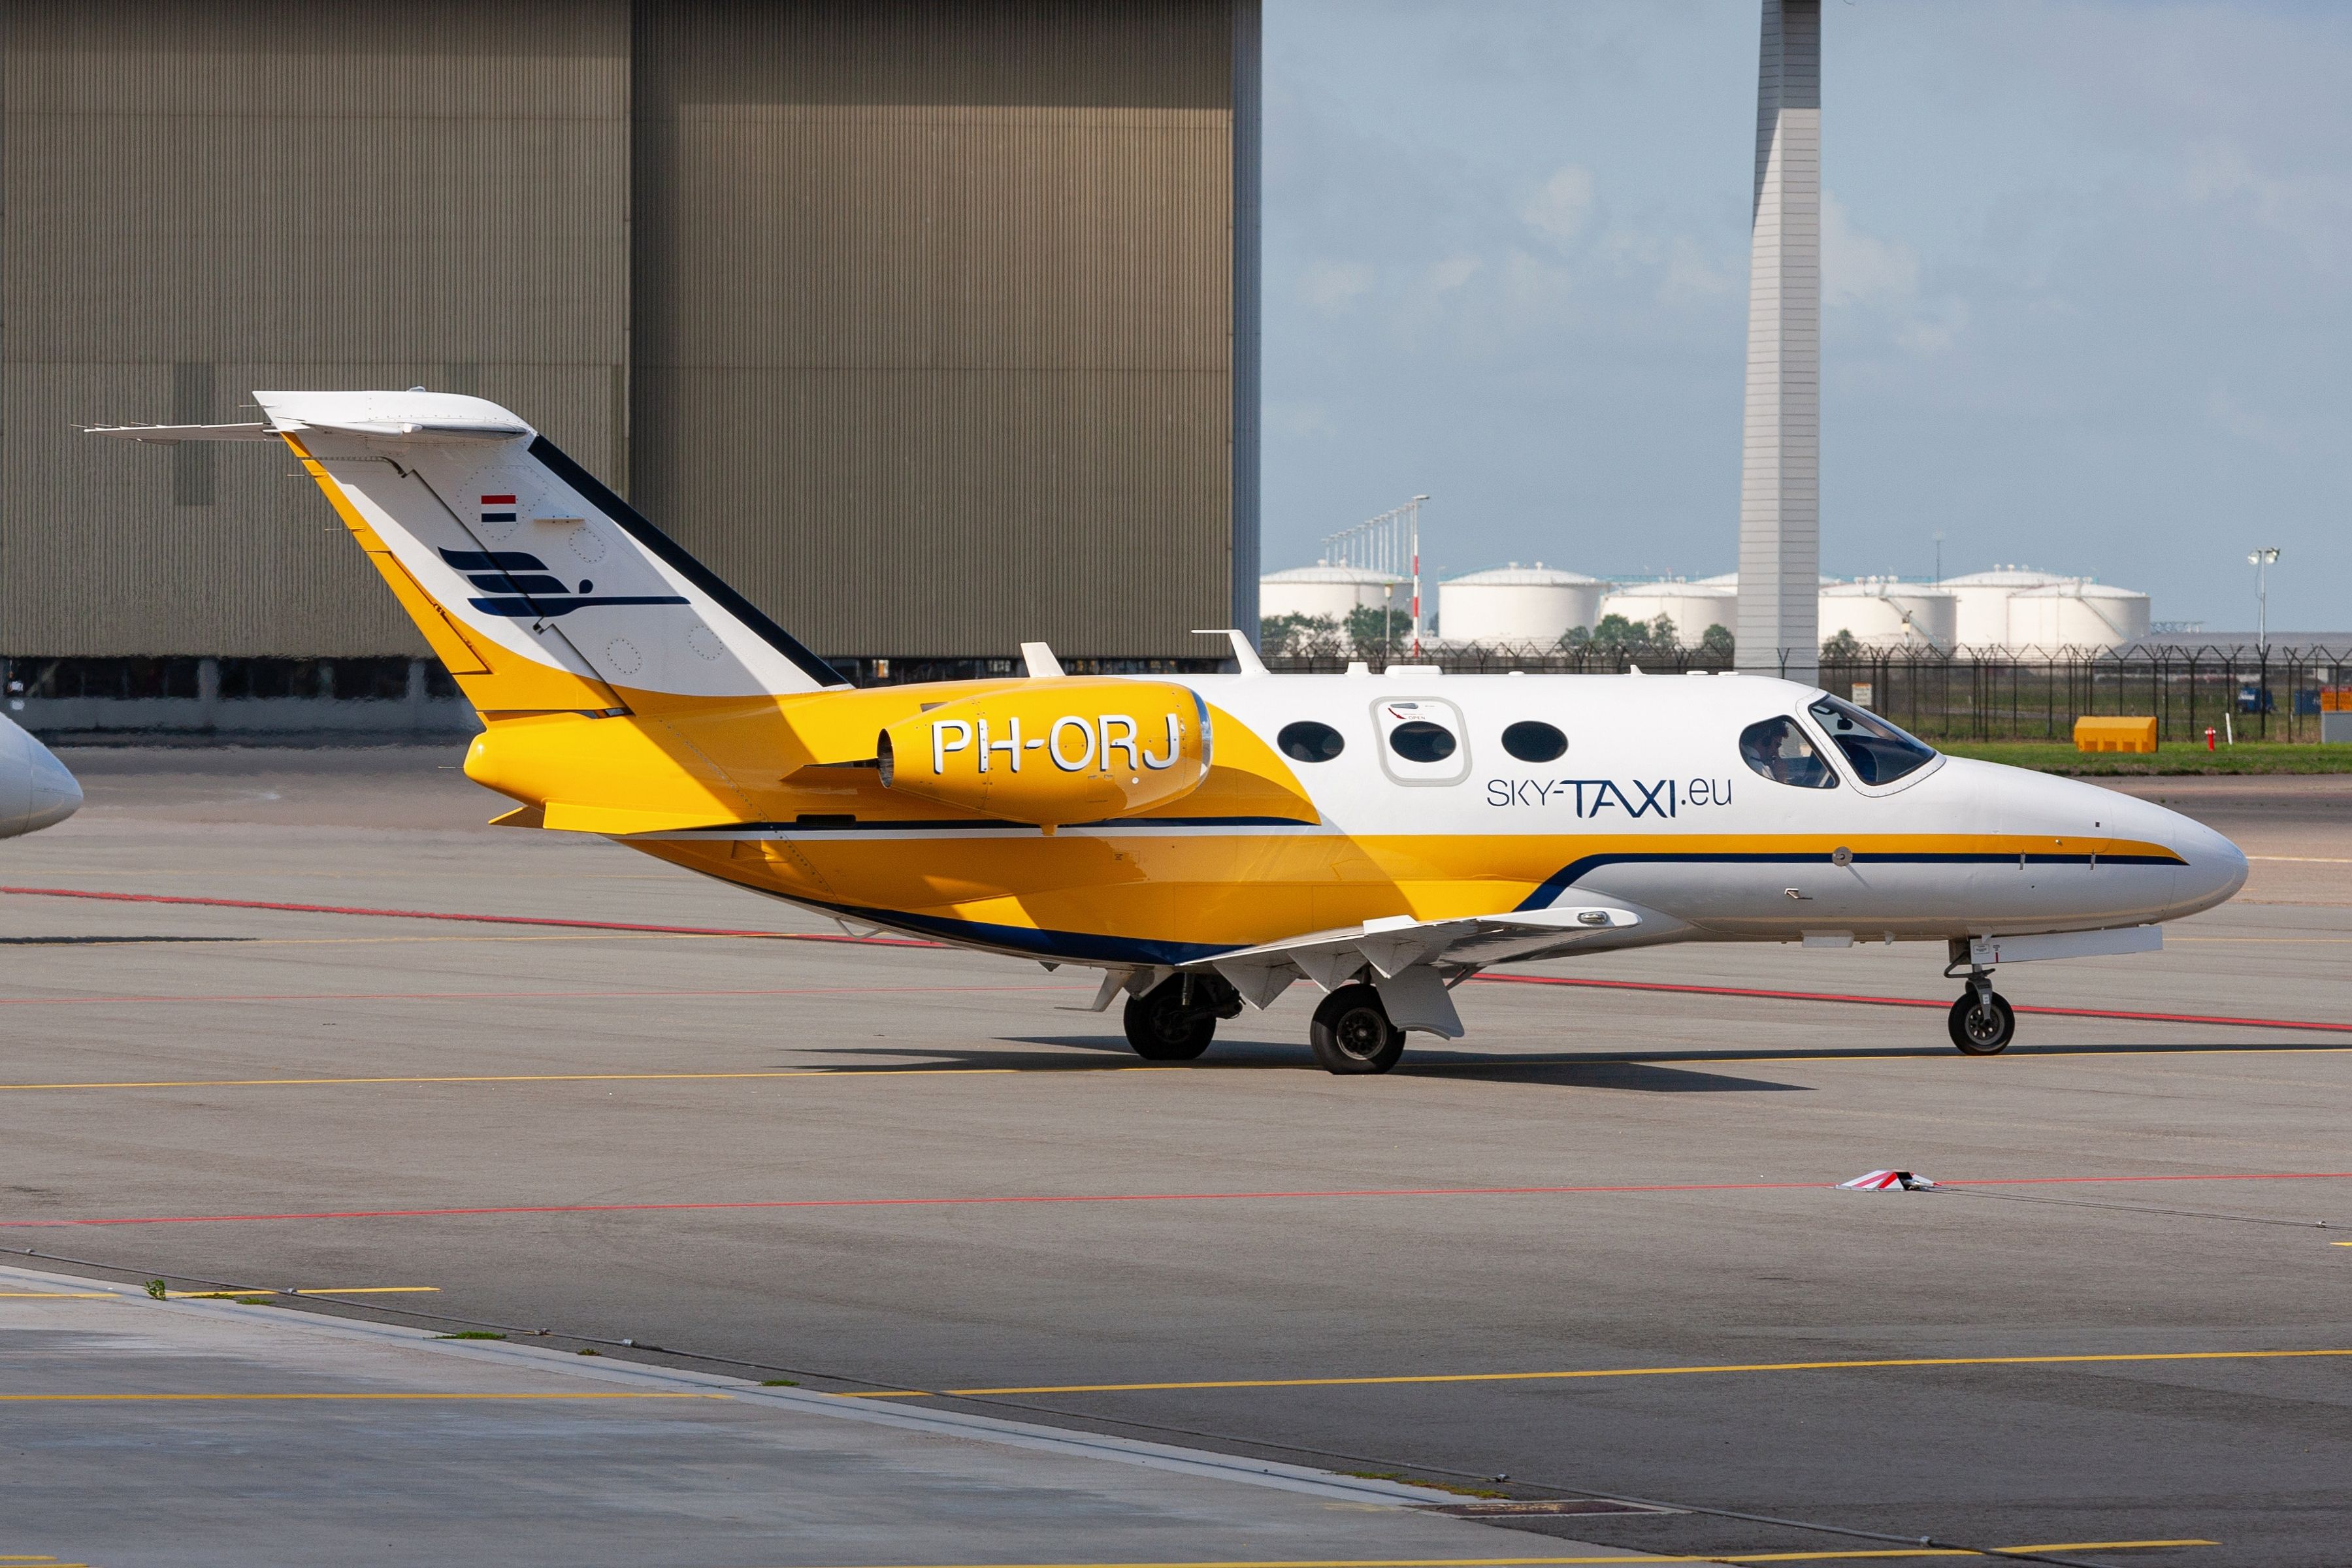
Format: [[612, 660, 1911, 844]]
[[1373, 698, 1471, 787]]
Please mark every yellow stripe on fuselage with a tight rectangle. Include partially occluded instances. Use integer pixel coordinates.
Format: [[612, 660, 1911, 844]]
[[623, 830, 2181, 954]]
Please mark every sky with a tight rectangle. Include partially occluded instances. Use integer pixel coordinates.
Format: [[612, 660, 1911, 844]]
[[1260, 0, 2352, 632]]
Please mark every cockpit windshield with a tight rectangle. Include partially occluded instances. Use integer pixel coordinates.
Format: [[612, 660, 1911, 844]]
[[1806, 695, 1937, 785]]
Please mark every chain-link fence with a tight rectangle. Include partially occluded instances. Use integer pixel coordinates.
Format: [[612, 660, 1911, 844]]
[[1260, 644, 2352, 744]]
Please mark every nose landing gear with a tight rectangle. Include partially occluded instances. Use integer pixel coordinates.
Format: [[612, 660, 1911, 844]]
[[1944, 949, 2014, 1054], [1948, 987, 2015, 1054]]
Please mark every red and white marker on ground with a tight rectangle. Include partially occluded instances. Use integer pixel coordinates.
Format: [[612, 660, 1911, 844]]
[[1838, 1169, 1938, 1192]]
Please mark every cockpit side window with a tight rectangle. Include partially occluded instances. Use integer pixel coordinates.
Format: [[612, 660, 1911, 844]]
[[1806, 695, 1936, 785], [1739, 716, 1838, 789]]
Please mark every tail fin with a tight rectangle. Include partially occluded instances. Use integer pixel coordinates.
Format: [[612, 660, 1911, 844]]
[[253, 390, 846, 717]]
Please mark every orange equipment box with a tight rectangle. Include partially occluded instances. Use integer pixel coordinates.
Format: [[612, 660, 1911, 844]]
[[2074, 716, 2157, 753]]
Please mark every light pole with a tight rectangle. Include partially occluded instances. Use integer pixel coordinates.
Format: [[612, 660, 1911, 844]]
[[1933, 531, 1944, 583], [2248, 547, 2280, 652], [1381, 581, 1395, 667], [1409, 495, 1429, 657]]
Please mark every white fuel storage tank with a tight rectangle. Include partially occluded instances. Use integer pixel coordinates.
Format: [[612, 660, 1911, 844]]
[[1259, 564, 1407, 623], [1938, 566, 2074, 650], [1596, 581, 1739, 649], [2004, 580, 2151, 652], [1437, 563, 1607, 646], [1818, 579, 1959, 651]]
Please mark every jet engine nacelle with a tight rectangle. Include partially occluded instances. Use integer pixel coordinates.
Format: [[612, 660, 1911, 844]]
[[877, 680, 1210, 828]]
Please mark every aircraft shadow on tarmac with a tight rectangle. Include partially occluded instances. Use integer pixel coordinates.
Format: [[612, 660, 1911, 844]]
[[789, 1032, 2347, 1085], [794, 1037, 1812, 1092]]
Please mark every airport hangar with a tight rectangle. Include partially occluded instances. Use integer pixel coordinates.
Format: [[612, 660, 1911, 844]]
[[0, 0, 1260, 723]]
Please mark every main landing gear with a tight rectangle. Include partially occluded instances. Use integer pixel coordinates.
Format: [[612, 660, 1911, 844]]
[[1122, 973, 1242, 1062], [1119, 973, 1411, 1075], [1945, 957, 2015, 1055], [1308, 984, 1407, 1075]]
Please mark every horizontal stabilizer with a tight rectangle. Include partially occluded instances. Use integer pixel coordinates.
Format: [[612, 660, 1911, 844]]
[[544, 802, 759, 837], [84, 422, 280, 443]]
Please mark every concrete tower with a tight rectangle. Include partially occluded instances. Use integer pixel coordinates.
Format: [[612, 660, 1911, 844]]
[[1735, 0, 1821, 678]]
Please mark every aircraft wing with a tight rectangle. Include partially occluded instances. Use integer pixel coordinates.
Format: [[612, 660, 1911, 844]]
[[1135, 906, 1649, 1039]]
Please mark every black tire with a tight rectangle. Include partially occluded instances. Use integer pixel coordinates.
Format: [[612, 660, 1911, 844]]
[[1948, 990, 2015, 1054], [1123, 978, 1215, 1062], [1309, 984, 1407, 1075]]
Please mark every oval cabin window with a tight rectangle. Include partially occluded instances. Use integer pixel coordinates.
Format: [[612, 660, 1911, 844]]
[[1387, 720, 1458, 764], [1277, 721, 1346, 763], [1501, 720, 1567, 763]]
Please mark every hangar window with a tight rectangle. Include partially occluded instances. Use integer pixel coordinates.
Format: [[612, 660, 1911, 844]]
[[1278, 720, 1346, 763], [1807, 696, 1936, 785], [1387, 720, 1458, 764], [1739, 716, 1838, 789], [1501, 720, 1567, 763]]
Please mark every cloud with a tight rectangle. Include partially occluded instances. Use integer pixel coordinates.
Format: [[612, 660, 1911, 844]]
[[2183, 140, 2352, 272], [2206, 385, 2298, 454], [1300, 260, 1375, 315], [1520, 165, 1596, 247], [1893, 301, 1968, 355], [1428, 252, 1482, 291], [1821, 193, 1919, 308]]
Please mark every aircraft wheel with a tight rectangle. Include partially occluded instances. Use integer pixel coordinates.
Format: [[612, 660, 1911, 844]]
[[1309, 984, 1406, 1075], [1123, 979, 1215, 1062], [1948, 990, 2015, 1054]]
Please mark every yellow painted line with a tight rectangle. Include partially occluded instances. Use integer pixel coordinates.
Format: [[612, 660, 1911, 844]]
[[0, 1066, 1021, 1092], [167, 1287, 438, 1298], [0, 1392, 721, 1402], [2249, 855, 2352, 864], [735, 1546, 2213, 1568], [838, 1347, 2352, 1399]]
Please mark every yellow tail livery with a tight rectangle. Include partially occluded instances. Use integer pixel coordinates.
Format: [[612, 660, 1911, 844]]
[[88, 392, 2247, 1072]]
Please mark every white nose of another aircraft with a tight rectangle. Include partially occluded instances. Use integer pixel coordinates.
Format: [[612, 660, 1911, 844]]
[[0, 712, 81, 839]]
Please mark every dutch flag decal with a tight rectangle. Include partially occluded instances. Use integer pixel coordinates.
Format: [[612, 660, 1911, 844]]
[[481, 493, 517, 524]]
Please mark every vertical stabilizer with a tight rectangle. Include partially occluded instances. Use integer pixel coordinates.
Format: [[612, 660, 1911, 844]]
[[253, 391, 846, 716]]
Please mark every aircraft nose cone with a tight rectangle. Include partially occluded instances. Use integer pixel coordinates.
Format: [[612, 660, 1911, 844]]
[[23, 737, 81, 832], [2120, 795, 2246, 917], [2170, 814, 2248, 911]]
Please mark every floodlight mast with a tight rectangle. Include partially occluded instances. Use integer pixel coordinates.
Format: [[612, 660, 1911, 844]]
[[1319, 495, 1430, 662], [2248, 547, 2280, 653]]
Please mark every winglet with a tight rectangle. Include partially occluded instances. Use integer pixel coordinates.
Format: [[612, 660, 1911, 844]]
[[1192, 629, 1266, 677], [1020, 641, 1066, 678]]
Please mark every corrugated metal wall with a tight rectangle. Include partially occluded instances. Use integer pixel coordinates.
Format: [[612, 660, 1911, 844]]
[[0, 0, 1248, 662], [0, 0, 631, 657], [630, 0, 1239, 661]]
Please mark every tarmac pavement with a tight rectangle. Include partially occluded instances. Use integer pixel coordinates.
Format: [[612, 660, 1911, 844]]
[[1, 747, 2347, 1567]]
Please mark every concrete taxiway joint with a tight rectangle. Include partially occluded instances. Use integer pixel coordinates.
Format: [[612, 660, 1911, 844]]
[[0, 1262, 1469, 1512]]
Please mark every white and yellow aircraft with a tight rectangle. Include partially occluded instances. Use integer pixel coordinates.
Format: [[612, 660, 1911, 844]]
[[93, 393, 2246, 1072]]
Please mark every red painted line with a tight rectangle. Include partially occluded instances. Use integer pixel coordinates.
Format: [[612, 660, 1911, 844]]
[[6, 1171, 2346, 1231], [1475, 972, 2352, 1036], [0, 885, 938, 947]]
